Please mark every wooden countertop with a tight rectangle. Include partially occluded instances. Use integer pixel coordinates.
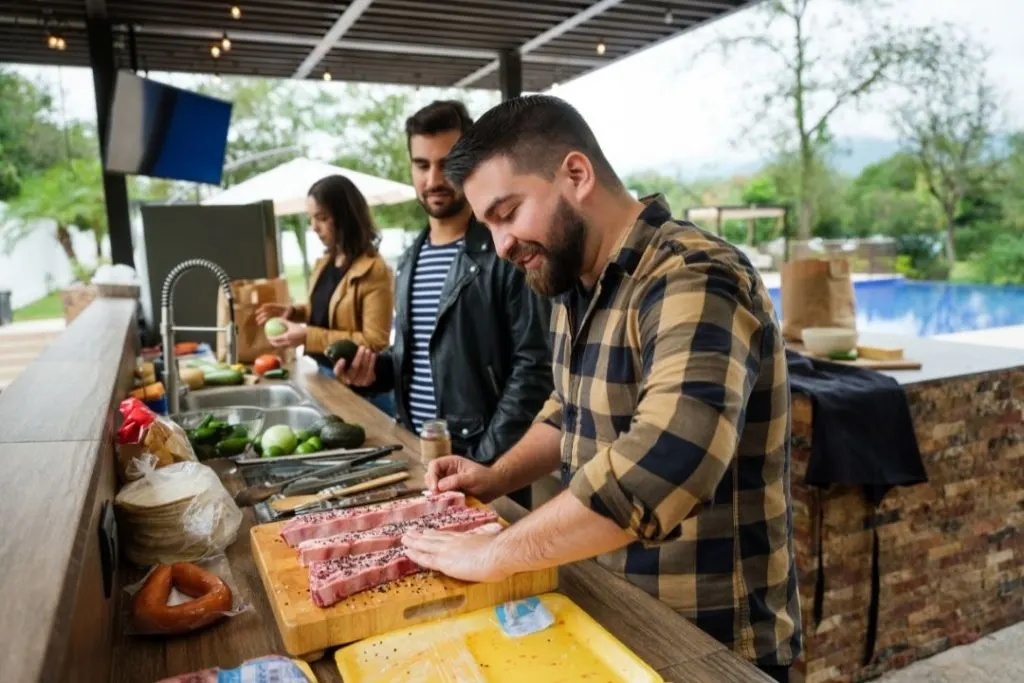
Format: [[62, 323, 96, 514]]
[[111, 358, 772, 682]]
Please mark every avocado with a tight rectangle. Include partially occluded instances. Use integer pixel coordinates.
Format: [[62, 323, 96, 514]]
[[324, 339, 359, 365], [320, 422, 366, 449], [310, 414, 345, 434]]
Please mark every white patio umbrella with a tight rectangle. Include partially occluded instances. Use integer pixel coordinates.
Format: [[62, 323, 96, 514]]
[[202, 157, 416, 215]]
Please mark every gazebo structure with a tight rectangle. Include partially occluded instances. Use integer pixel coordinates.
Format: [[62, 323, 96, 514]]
[[1, 0, 760, 266]]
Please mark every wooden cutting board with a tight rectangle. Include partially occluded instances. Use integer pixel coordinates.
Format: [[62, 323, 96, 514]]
[[789, 343, 923, 370], [250, 499, 559, 660]]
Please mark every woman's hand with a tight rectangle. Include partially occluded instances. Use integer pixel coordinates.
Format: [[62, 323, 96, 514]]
[[267, 319, 307, 348], [255, 303, 292, 325]]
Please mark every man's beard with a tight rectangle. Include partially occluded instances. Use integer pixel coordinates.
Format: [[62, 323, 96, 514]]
[[508, 198, 586, 297], [418, 187, 467, 219]]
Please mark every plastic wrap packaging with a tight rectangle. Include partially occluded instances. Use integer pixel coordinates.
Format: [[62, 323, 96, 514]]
[[114, 455, 242, 566], [122, 554, 251, 636], [154, 655, 318, 682], [116, 398, 196, 483]]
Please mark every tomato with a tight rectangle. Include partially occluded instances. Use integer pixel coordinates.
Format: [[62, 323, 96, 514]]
[[253, 354, 281, 376]]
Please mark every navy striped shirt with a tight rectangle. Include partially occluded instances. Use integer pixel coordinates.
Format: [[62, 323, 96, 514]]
[[407, 237, 463, 433]]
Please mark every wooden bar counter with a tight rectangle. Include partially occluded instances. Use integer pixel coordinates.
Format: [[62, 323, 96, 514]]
[[0, 299, 772, 683]]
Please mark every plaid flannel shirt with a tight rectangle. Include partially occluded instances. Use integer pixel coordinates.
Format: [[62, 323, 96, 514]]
[[535, 194, 801, 667]]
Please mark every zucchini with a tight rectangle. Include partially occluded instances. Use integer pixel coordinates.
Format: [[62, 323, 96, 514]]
[[203, 368, 245, 386], [262, 368, 289, 380]]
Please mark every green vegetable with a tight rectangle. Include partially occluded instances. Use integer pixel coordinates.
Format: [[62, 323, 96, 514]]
[[295, 442, 318, 454], [215, 437, 249, 457], [198, 414, 215, 430], [203, 368, 245, 386], [262, 368, 289, 380], [231, 424, 250, 439], [263, 445, 284, 458], [264, 318, 288, 338], [192, 426, 219, 444], [304, 435, 322, 451], [828, 350, 858, 361], [310, 415, 344, 434], [320, 422, 365, 449], [261, 425, 298, 455], [324, 340, 359, 366], [294, 429, 313, 443], [251, 440, 263, 455]]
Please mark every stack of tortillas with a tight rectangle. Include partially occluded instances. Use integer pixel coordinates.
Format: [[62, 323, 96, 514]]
[[115, 460, 242, 566]]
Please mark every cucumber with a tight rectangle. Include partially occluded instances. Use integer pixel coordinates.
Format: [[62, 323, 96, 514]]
[[262, 368, 289, 380], [215, 437, 249, 457], [203, 368, 245, 386]]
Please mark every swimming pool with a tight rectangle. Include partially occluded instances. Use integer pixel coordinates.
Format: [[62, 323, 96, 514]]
[[766, 278, 1024, 336]]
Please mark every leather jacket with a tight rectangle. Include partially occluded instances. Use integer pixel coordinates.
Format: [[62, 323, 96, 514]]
[[366, 218, 553, 464]]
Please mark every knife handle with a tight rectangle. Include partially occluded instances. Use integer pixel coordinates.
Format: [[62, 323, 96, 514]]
[[271, 471, 411, 514]]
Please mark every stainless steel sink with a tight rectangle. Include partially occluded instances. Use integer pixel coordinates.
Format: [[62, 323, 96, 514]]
[[180, 384, 306, 411], [261, 406, 324, 431]]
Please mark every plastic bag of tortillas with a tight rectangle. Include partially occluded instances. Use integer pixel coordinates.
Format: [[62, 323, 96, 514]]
[[114, 454, 242, 566]]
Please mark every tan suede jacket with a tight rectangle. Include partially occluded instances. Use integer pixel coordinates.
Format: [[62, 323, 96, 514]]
[[290, 251, 394, 354]]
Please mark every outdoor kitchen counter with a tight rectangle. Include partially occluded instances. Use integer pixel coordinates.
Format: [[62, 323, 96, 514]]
[[789, 333, 1024, 683], [111, 359, 774, 683]]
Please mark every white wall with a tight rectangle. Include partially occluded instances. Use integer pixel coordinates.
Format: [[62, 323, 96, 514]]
[[0, 218, 108, 309], [278, 227, 416, 271]]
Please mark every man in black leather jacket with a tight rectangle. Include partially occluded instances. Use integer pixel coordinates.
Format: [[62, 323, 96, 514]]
[[335, 101, 552, 505]]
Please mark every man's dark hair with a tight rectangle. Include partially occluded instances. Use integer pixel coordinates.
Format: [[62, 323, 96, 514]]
[[443, 95, 621, 189], [405, 100, 474, 146]]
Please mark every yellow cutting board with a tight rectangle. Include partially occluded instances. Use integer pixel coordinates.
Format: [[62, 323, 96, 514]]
[[250, 499, 559, 659], [334, 592, 663, 682]]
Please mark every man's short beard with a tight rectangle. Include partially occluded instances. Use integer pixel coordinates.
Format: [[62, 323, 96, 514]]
[[510, 198, 586, 297], [419, 193, 468, 219]]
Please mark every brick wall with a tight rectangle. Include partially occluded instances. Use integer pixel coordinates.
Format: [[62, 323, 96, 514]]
[[791, 368, 1024, 682]]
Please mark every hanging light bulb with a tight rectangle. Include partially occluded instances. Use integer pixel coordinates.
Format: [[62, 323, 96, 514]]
[[221, 33, 231, 51], [47, 34, 58, 49], [211, 44, 221, 58], [664, 9, 673, 25], [322, 70, 332, 82], [596, 40, 606, 56], [56, 36, 66, 50], [230, 5, 241, 19]]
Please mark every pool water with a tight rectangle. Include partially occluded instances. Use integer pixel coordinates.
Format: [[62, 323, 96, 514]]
[[767, 279, 1024, 336]]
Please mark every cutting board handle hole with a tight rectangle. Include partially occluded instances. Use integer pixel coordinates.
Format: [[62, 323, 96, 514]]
[[403, 595, 466, 621]]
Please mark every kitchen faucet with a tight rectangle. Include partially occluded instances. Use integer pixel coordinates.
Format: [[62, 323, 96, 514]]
[[160, 259, 237, 414]]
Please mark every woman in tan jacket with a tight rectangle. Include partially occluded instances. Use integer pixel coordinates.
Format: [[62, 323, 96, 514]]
[[256, 175, 393, 380]]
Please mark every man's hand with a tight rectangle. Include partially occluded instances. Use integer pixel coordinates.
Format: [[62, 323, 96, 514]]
[[333, 345, 377, 387], [267, 319, 306, 348], [255, 302, 292, 325], [426, 456, 505, 503], [402, 526, 508, 583]]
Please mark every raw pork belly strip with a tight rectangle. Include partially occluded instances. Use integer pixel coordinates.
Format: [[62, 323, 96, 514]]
[[280, 491, 466, 547], [308, 523, 503, 607], [297, 507, 499, 566]]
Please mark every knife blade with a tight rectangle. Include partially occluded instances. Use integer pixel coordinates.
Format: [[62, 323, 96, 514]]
[[280, 460, 408, 496], [233, 443, 403, 466], [291, 484, 427, 515]]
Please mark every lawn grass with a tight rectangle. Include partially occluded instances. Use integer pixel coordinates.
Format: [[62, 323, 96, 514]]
[[12, 292, 64, 321]]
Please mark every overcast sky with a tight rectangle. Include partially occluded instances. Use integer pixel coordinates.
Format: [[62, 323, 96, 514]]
[[11, 0, 1024, 179]]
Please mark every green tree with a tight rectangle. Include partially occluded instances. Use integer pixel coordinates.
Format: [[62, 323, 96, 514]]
[[4, 158, 107, 279], [893, 33, 999, 263], [702, 0, 944, 239]]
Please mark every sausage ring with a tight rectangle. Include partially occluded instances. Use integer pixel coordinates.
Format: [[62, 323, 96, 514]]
[[131, 562, 233, 634]]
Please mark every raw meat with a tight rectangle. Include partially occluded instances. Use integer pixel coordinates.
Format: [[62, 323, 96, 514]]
[[308, 522, 503, 607], [280, 491, 466, 547], [297, 506, 499, 566]]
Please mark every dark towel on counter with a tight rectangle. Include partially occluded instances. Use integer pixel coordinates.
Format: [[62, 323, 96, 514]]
[[786, 349, 927, 666]]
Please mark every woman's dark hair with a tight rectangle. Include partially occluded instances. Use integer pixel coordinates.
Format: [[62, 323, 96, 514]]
[[307, 174, 378, 264]]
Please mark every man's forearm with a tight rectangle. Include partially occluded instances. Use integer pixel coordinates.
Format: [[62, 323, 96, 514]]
[[491, 490, 635, 575], [491, 422, 562, 497]]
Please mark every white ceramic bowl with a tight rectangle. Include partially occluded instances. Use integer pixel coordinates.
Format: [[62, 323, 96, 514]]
[[802, 327, 858, 356]]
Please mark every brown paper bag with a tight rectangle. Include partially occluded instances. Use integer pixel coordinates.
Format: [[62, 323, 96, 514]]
[[216, 278, 291, 363], [780, 258, 856, 341]]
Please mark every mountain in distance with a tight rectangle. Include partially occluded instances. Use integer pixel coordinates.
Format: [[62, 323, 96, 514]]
[[637, 136, 904, 181]]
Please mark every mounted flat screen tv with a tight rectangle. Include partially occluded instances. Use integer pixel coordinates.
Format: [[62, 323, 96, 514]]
[[104, 71, 233, 185]]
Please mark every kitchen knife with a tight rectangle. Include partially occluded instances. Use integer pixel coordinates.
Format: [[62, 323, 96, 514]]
[[234, 447, 395, 506], [280, 460, 408, 496], [291, 484, 427, 515], [233, 443, 403, 466], [271, 471, 412, 514]]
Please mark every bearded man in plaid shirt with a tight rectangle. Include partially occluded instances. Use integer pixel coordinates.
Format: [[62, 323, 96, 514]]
[[397, 95, 802, 682]]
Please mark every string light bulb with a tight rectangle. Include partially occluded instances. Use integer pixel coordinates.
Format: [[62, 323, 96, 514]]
[[665, 10, 673, 24], [56, 36, 66, 50], [221, 33, 231, 51], [47, 34, 58, 48], [322, 70, 332, 82], [596, 40, 606, 56], [230, 5, 241, 19], [210, 44, 221, 58]]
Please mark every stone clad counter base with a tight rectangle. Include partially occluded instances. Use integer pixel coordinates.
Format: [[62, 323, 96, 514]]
[[791, 368, 1024, 683]]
